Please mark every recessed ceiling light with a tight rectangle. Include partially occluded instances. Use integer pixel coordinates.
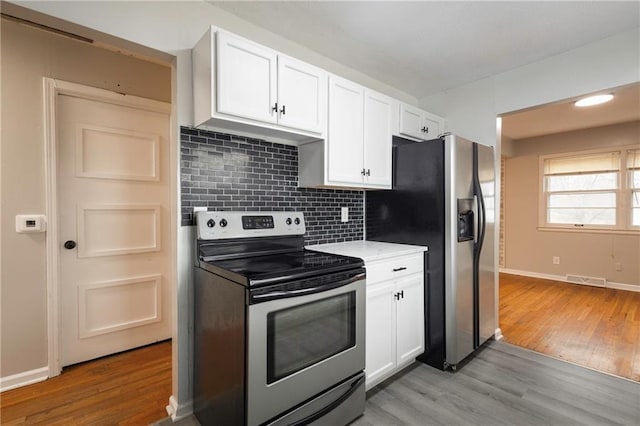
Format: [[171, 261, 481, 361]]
[[574, 94, 614, 107]]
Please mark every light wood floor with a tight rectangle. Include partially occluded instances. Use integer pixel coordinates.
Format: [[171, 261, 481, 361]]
[[4, 275, 639, 424], [354, 341, 640, 425], [499, 272, 640, 382], [0, 340, 171, 425], [163, 341, 640, 426]]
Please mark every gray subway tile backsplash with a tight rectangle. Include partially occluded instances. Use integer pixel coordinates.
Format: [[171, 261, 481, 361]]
[[180, 126, 364, 246]]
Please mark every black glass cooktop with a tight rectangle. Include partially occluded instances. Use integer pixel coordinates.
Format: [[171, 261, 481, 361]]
[[202, 249, 363, 286]]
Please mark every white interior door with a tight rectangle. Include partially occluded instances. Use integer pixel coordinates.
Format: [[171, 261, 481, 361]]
[[57, 92, 171, 367]]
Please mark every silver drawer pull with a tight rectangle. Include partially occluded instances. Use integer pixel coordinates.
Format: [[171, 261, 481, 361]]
[[392, 267, 407, 272]]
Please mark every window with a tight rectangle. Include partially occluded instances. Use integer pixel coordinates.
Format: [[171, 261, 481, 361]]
[[540, 146, 640, 232], [629, 148, 640, 227]]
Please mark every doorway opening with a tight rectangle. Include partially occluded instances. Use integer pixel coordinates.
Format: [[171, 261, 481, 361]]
[[498, 83, 640, 381]]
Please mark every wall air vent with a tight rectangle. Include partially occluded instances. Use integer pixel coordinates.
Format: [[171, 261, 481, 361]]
[[566, 274, 606, 288]]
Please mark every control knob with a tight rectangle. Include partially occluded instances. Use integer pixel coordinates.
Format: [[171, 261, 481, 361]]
[[206, 219, 215, 228], [294, 218, 301, 225], [285, 218, 292, 225], [219, 218, 228, 228]]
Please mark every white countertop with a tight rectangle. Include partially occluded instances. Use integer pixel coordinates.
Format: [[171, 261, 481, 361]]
[[307, 240, 428, 263]]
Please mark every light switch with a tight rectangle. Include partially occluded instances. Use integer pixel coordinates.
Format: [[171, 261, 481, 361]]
[[341, 207, 349, 223], [16, 214, 47, 233]]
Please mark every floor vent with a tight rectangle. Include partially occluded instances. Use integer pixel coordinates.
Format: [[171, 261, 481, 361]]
[[566, 274, 607, 288]]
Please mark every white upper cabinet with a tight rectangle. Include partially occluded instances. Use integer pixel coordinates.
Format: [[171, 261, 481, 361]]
[[192, 27, 447, 185], [217, 31, 278, 125], [277, 55, 326, 134], [299, 76, 393, 189], [327, 76, 365, 185], [193, 28, 327, 144], [398, 103, 443, 141], [363, 89, 393, 188]]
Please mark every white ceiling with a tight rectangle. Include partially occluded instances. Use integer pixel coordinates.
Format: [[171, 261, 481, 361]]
[[502, 83, 640, 140], [210, 1, 639, 101]]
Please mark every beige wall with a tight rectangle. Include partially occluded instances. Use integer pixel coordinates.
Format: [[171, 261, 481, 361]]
[[503, 121, 640, 287], [0, 19, 171, 378]]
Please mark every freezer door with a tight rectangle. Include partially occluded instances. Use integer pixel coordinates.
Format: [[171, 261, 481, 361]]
[[444, 135, 475, 365], [477, 143, 496, 345]]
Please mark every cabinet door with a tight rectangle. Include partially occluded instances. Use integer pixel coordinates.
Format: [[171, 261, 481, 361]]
[[277, 56, 326, 134], [422, 113, 442, 140], [327, 76, 364, 186], [396, 274, 425, 367], [398, 103, 424, 139], [365, 281, 396, 390], [363, 89, 392, 188], [216, 31, 277, 124]]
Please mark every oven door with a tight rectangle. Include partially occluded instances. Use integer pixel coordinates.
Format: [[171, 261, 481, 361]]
[[247, 268, 365, 426]]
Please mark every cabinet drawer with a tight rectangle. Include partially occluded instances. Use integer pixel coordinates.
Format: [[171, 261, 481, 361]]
[[366, 253, 424, 285]]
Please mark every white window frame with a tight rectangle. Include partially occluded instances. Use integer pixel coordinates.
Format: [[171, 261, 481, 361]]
[[629, 147, 640, 230], [538, 144, 640, 234]]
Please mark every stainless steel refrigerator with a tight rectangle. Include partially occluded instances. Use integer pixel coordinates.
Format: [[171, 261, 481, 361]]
[[366, 134, 496, 370]]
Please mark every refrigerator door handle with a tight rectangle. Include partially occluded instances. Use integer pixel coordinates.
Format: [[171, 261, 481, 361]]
[[476, 183, 486, 255], [472, 195, 479, 244], [472, 146, 487, 256]]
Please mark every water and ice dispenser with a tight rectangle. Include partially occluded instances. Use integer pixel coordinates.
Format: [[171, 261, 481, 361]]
[[457, 199, 474, 242]]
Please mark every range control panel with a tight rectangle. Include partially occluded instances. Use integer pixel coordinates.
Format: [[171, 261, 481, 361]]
[[196, 211, 305, 240]]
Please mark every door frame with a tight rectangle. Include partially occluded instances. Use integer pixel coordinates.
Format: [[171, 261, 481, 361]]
[[43, 78, 173, 376]]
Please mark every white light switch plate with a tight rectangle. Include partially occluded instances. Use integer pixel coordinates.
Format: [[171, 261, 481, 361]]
[[341, 207, 349, 222]]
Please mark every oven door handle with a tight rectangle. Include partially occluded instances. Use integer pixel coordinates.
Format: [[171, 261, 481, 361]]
[[250, 271, 365, 304], [289, 374, 365, 426]]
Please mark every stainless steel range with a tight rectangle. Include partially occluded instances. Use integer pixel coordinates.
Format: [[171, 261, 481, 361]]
[[193, 211, 366, 426]]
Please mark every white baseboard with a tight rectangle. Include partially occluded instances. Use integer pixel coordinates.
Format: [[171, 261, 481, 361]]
[[0, 366, 48, 392], [499, 268, 639, 293], [494, 328, 504, 341], [166, 395, 193, 421], [607, 281, 640, 292]]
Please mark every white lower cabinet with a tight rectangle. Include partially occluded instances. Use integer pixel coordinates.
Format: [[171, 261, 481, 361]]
[[395, 275, 426, 365], [365, 281, 397, 386], [365, 256, 425, 390]]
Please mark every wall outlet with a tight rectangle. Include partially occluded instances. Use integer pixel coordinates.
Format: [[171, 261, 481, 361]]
[[615, 262, 623, 271], [341, 207, 349, 223], [194, 206, 207, 213], [553, 256, 560, 265]]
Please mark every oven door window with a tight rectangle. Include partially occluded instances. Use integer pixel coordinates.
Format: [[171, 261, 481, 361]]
[[267, 292, 356, 384]]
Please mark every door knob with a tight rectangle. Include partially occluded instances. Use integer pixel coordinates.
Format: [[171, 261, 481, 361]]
[[64, 240, 77, 249]]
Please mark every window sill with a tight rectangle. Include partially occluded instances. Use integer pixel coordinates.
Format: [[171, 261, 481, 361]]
[[537, 226, 640, 236]]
